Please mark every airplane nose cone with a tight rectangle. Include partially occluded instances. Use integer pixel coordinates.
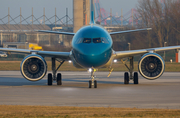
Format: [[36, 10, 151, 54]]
[[83, 53, 108, 67], [82, 45, 102, 56], [73, 44, 112, 68]]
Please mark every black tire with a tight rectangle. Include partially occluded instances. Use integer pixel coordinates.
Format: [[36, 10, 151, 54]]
[[57, 73, 62, 85], [94, 80, 97, 88], [48, 73, 53, 86], [134, 72, 139, 84], [124, 72, 129, 84], [89, 80, 92, 88]]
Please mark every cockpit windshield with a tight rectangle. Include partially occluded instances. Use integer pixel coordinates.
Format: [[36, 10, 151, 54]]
[[83, 38, 91, 43], [93, 38, 101, 43], [76, 37, 109, 44]]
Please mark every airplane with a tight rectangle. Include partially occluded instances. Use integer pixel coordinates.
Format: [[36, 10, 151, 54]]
[[0, 0, 180, 88]]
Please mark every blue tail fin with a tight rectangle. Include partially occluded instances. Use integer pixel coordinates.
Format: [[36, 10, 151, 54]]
[[90, 0, 95, 24]]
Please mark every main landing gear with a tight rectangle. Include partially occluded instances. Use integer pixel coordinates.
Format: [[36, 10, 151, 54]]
[[88, 68, 97, 88], [121, 57, 139, 85], [47, 57, 65, 86]]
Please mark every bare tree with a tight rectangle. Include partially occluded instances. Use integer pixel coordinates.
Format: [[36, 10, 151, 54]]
[[137, 0, 165, 47], [135, 0, 180, 48]]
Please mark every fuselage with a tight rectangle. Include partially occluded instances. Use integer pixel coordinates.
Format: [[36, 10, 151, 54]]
[[71, 24, 113, 68]]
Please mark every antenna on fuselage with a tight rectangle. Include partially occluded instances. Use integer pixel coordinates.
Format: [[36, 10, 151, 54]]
[[90, 0, 95, 24]]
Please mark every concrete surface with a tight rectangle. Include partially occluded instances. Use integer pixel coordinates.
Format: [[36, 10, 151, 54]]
[[0, 71, 180, 109]]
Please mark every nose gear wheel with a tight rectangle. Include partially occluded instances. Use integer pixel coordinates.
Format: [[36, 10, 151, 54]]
[[89, 68, 97, 88]]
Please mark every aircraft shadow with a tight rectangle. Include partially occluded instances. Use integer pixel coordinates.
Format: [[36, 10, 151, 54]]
[[0, 76, 47, 86], [0, 76, 127, 87], [63, 78, 125, 84]]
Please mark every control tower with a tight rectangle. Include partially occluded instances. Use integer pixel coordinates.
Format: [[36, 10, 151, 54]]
[[73, 0, 90, 33]]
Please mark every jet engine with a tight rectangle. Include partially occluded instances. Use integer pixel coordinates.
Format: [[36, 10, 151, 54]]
[[138, 53, 165, 80], [20, 54, 47, 81]]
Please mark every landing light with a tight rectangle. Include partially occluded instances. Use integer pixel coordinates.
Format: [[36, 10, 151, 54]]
[[88, 68, 92, 72], [114, 59, 117, 63], [68, 60, 72, 63]]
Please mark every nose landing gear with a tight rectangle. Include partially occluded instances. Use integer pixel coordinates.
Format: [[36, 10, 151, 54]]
[[88, 68, 97, 88]]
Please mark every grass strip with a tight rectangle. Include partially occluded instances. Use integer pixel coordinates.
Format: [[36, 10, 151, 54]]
[[0, 105, 180, 118]]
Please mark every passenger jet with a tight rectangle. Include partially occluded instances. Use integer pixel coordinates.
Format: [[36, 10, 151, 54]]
[[0, 0, 180, 88]]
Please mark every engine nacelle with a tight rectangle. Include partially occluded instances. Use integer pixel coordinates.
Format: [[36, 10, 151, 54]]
[[20, 54, 47, 81], [138, 53, 165, 80]]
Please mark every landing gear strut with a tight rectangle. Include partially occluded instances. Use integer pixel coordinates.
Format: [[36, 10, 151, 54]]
[[121, 57, 139, 84], [89, 68, 97, 88], [47, 57, 65, 86]]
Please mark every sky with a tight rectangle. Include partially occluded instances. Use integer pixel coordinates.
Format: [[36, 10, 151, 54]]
[[0, 0, 139, 24]]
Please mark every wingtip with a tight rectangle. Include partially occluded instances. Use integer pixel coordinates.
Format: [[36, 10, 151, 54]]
[[147, 28, 152, 30]]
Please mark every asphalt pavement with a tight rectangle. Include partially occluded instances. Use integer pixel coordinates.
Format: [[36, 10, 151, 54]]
[[0, 71, 180, 109]]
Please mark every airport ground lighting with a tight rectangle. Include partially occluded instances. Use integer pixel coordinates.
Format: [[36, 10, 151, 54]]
[[128, 43, 131, 50], [164, 42, 167, 61]]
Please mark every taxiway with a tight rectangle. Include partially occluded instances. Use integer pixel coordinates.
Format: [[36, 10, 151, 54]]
[[0, 71, 180, 109]]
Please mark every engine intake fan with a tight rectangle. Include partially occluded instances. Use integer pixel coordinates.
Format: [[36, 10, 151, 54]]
[[20, 55, 47, 81], [138, 53, 165, 80]]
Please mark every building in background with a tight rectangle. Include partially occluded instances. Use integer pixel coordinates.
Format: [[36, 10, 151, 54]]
[[73, 0, 90, 33], [176, 51, 180, 63]]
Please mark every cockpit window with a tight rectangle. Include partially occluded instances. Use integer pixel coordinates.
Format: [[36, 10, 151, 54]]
[[75, 37, 109, 44], [93, 38, 101, 43], [83, 38, 91, 43], [101, 37, 109, 44], [76, 38, 83, 44]]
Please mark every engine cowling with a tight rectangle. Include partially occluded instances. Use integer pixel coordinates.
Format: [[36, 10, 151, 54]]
[[20, 54, 47, 81], [138, 53, 165, 80]]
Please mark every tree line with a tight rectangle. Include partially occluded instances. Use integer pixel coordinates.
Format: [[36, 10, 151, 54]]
[[113, 0, 180, 51]]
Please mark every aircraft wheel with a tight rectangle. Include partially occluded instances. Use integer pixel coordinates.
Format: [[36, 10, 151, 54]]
[[94, 80, 97, 88], [89, 80, 92, 88], [134, 72, 139, 84], [57, 73, 62, 85], [48, 73, 53, 86], [124, 72, 129, 84]]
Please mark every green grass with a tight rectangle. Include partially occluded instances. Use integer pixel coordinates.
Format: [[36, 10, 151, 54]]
[[0, 61, 180, 72], [0, 105, 180, 118]]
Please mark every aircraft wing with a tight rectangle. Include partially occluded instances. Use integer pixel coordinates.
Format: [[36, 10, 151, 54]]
[[115, 45, 180, 59], [110, 28, 152, 35], [0, 48, 70, 60], [37, 30, 75, 36]]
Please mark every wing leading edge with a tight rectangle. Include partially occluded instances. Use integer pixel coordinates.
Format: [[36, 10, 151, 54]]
[[115, 45, 180, 59], [0, 48, 70, 60], [110, 28, 152, 35], [37, 30, 75, 36]]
